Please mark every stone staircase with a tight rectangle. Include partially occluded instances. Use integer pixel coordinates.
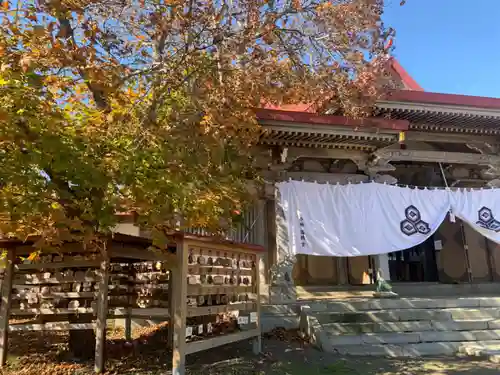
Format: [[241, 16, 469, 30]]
[[298, 297, 500, 357]]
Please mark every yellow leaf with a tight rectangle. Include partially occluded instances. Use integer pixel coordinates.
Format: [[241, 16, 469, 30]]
[[27, 252, 39, 261]]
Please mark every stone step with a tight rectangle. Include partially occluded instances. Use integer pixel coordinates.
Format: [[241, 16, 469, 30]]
[[297, 295, 500, 357], [323, 319, 500, 335], [458, 341, 500, 363], [303, 297, 500, 313], [326, 340, 500, 357], [327, 342, 463, 357], [296, 283, 500, 298], [458, 341, 500, 354], [313, 308, 500, 323], [325, 329, 500, 346]]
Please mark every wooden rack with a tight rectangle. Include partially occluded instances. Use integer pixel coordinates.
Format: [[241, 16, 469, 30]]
[[176, 236, 262, 371], [9, 253, 102, 333], [0, 233, 264, 375], [108, 260, 171, 339]]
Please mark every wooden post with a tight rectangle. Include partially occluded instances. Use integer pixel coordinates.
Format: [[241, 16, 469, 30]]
[[459, 221, 473, 283], [253, 253, 262, 355], [484, 237, 495, 282], [0, 249, 14, 366], [95, 255, 110, 374], [125, 264, 133, 341], [125, 307, 132, 341], [265, 198, 277, 284], [167, 269, 174, 349], [171, 239, 188, 375], [125, 309, 132, 341]]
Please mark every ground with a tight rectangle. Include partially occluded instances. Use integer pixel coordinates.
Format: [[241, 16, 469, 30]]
[[1, 326, 500, 375]]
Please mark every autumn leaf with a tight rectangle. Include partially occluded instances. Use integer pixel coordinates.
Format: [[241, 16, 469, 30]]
[[0, 110, 8, 121], [27, 252, 40, 261], [0, 0, 394, 252], [33, 25, 45, 37], [19, 55, 33, 72]]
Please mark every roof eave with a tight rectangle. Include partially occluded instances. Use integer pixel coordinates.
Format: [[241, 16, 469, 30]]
[[256, 108, 409, 131], [382, 90, 500, 113], [377, 99, 500, 119]]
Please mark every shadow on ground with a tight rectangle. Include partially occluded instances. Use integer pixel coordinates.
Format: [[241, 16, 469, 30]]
[[2, 327, 500, 374]]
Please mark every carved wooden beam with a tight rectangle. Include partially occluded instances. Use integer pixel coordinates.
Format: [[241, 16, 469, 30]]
[[372, 149, 500, 167], [372, 174, 398, 185], [482, 166, 500, 179], [466, 143, 500, 155], [259, 118, 402, 136], [260, 139, 379, 151], [487, 179, 500, 188], [281, 146, 372, 173], [284, 147, 367, 163], [263, 182, 275, 198], [260, 171, 369, 184], [279, 146, 400, 176], [365, 161, 396, 175], [407, 131, 500, 146]]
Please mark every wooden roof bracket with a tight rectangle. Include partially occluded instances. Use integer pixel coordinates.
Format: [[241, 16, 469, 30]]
[[370, 149, 500, 181]]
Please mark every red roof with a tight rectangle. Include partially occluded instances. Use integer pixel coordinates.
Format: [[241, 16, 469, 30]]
[[258, 59, 500, 130], [388, 58, 424, 92], [262, 103, 315, 113], [384, 58, 500, 110], [386, 90, 500, 111]]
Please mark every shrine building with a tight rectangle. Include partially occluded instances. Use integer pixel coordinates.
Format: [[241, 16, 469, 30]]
[[111, 60, 500, 357], [252, 58, 500, 303], [117, 58, 500, 302]]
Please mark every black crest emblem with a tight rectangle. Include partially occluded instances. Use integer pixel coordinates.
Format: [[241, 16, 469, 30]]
[[400, 205, 431, 236], [476, 207, 500, 232]]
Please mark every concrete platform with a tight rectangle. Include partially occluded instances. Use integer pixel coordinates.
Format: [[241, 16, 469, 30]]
[[293, 282, 500, 299]]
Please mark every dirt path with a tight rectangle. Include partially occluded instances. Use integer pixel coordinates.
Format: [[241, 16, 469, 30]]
[[185, 339, 500, 375], [2, 329, 500, 374]]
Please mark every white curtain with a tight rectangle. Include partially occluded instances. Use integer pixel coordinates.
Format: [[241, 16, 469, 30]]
[[277, 181, 500, 257], [452, 188, 500, 244], [278, 181, 450, 257]]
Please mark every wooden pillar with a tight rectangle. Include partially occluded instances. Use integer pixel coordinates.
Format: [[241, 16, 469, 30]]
[[485, 236, 495, 282], [336, 257, 348, 285], [256, 200, 267, 285], [124, 305, 132, 340], [253, 254, 262, 355], [269, 190, 297, 302], [167, 268, 174, 349], [0, 248, 14, 366], [265, 198, 277, 283], [95, 255, 110, 373], [124, 310, 132, 341], [171, 240, 188, 375], [125, 264, 133, 341], [376, 254, 391, 281]]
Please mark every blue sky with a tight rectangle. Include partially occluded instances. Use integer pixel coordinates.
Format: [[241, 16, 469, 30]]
[[383, 0, 500, 97]]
